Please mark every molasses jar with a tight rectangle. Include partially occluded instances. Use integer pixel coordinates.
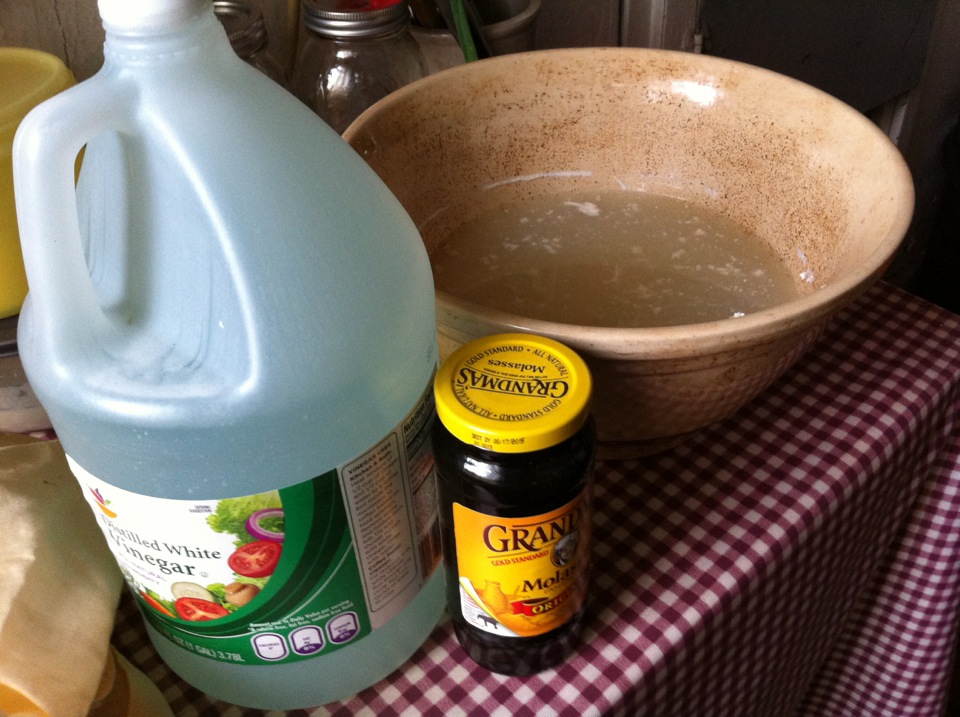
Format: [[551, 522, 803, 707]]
[[432, 333, 596, 675]]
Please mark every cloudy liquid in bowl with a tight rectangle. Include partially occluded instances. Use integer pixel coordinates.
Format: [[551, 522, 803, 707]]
[[431, 190, 800, 328]]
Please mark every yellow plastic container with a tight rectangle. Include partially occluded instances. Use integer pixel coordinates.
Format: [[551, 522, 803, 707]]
[[0, 48, 75, 319]]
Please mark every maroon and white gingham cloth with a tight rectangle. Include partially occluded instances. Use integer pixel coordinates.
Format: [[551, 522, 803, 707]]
[[112, 282, 960, 716]]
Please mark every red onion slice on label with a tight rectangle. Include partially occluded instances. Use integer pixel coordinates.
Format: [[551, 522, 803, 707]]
[[245, 508, 285, 542]]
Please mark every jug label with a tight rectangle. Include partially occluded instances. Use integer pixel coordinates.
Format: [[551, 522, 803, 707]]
[[68, 386, 440, 666], [452, 494, 589, 638]]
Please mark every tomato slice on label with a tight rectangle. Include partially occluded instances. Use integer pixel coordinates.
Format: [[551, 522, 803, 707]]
[[175, 597, 230, 621], [228, 539, 282, 578]]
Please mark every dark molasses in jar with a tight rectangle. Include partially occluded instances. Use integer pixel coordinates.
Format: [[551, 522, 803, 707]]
[[432, 333, 596, 675]]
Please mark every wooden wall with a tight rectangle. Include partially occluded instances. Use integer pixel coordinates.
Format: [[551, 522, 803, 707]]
[[0, 0, 622, 82], [0, 0, 297, 81]]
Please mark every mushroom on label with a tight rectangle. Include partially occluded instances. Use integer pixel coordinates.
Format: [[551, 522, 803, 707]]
[[225, 581, 261, 607]]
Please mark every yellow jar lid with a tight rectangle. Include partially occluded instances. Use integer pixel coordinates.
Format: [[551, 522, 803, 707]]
[[434, 333, 592, 453]]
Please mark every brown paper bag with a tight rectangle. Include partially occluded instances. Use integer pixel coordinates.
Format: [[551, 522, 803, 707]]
[[0, 437, 123, 717]]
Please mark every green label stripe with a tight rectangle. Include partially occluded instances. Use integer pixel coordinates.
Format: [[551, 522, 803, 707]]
[[142, 471, 366, 643], [241, 474, 351, 624]]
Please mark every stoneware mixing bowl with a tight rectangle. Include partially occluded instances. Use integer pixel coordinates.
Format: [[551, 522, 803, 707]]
[[343, 47, 914, 458]]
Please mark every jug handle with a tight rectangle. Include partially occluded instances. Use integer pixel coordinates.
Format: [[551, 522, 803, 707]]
[[13, 77, 136, 341]]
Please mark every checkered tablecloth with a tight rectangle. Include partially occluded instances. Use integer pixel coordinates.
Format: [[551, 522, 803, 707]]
[[111, 282, 960, 717]]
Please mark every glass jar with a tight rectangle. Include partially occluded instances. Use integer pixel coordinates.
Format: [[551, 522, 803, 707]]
[[291, 0, 426, 134], [432, 333, 597, 675], [214, 0, 288, 86]]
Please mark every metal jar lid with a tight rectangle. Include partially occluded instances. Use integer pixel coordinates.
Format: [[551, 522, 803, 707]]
[[302, 0, 410, 39]]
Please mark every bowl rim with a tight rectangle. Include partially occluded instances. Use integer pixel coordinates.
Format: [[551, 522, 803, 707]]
[[346, 47, 915, 360]]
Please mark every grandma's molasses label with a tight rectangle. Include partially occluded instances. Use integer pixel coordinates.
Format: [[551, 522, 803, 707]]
[[452, 493, 589, 638]]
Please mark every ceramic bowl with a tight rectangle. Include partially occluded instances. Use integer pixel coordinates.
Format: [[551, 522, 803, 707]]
[[343, 48, 914, 458]]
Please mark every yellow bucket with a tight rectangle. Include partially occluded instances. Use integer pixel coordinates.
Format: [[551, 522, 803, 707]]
[[1, 48, 75, 319]]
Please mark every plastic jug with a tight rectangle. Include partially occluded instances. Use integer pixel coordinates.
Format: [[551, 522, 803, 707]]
[[13, 0, 443, 709]]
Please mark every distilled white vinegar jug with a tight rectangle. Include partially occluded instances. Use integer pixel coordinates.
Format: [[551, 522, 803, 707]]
[[13, 0, 443, 709]]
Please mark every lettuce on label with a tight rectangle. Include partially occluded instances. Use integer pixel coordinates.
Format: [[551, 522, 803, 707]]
[[207, 492, 283, 547]]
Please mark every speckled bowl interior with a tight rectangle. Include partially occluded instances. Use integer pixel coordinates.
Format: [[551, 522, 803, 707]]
[[344, 47, 914, 457]]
